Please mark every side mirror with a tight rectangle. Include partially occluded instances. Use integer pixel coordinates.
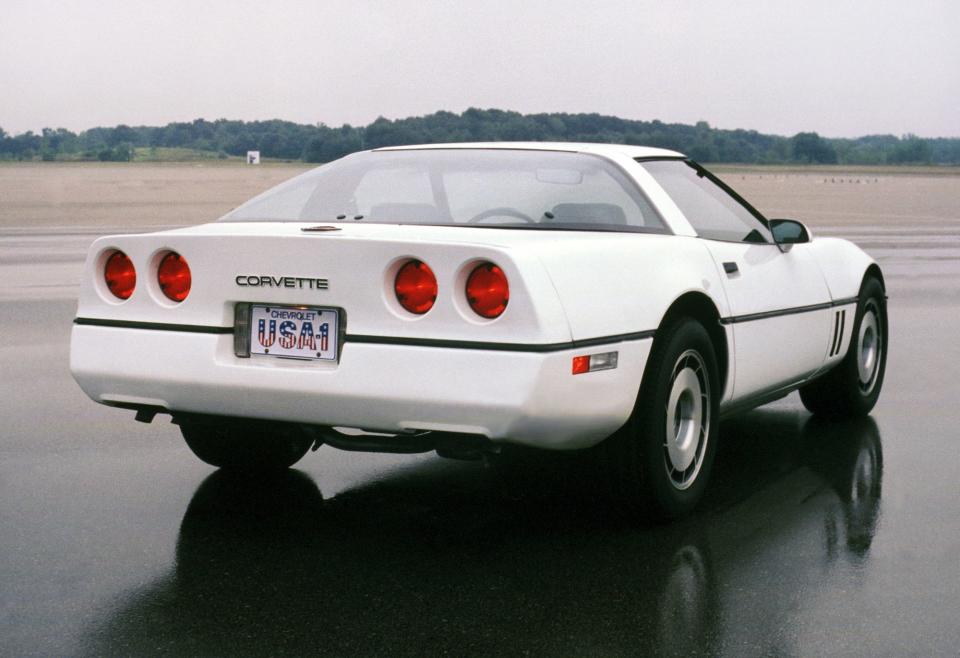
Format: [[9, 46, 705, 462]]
[[770, 219, 811, 252]]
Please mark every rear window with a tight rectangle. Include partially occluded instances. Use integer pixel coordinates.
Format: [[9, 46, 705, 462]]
[[225, 149, 668, 233]]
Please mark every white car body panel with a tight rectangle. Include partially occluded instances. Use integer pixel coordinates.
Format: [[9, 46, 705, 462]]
[[76, 223, 575, 344], [804, 236, 879, 374], [806, 236, 878, 300], [698, 241, 833, 399], [69, 142, 881, 451], [71, 326, 651, 449], [526, 234, 729, 339]]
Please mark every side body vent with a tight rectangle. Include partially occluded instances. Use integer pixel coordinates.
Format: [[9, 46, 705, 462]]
[[829, 309, 847, 357]]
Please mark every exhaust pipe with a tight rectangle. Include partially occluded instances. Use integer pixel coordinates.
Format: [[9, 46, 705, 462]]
[[308, 426, 499, 461]]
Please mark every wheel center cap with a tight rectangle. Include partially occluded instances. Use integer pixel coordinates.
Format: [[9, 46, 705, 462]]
[[666, 368, 702, 472]]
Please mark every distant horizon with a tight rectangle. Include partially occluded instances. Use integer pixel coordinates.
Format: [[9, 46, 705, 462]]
[[5, 109, 956, 166], [4, 109, 959, 142]]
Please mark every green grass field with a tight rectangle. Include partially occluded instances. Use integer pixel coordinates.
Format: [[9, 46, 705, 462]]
[[132, 147, 231, 162], [130, 147, 300, 164], [0, 147, 301, 165]]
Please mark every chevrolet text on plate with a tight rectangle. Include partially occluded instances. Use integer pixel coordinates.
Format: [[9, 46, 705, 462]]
[[69, 143, 887, 518]]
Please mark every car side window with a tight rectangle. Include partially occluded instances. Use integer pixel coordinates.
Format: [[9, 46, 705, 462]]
[[641, 160, 771, 243]]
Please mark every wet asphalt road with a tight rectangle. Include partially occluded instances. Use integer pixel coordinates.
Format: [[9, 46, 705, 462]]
[[2, 224, 960, 656]]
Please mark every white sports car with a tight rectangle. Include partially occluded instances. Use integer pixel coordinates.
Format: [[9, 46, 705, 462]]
[[70, 143, 887, 517]]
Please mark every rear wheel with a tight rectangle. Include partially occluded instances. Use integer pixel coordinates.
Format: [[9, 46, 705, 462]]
[[603, 318, 720, 519], [178, 417, 313, 471], [800, 277, 887, 418]]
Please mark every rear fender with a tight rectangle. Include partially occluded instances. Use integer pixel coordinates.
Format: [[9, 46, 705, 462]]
[[536, 235, 732, 401]]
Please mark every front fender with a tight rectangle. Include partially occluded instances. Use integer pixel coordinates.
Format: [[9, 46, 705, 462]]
[[807, 237, 879, 300]]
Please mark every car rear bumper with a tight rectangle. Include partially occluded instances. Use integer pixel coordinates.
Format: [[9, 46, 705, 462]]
[[70, 325, 652, 449]]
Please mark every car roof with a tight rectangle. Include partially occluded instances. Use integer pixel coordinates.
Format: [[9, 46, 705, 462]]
[[371, 142, 685, 159]]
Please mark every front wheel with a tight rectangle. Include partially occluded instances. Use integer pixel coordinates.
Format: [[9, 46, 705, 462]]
[[178, 417, 313, 472], [800, 276, 887, 418], [602, 318, 720, 519]]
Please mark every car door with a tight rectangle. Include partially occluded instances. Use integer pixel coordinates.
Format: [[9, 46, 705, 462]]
[[698, 239, 832, 399], [641, 160, 833, 401]]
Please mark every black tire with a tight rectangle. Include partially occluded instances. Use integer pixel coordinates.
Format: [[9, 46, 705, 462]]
[[800, 277, 887, 418], [602, 318, 721, 520], [179, 416, 313, 471]]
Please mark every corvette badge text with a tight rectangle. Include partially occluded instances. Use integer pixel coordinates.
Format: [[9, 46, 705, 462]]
[[236, 275, 329, 290]]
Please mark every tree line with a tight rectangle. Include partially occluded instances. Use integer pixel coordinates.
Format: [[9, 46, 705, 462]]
[[1, 108, 957, 165]]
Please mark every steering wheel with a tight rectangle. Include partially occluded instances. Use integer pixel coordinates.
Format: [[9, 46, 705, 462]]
[[467, 207, 537, 224]]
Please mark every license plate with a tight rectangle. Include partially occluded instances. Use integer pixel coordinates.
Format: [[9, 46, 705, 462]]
[[248, 305, 339, 360]]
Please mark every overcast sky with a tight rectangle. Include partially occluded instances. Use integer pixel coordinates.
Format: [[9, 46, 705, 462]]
[[1, 0, 957, 138]]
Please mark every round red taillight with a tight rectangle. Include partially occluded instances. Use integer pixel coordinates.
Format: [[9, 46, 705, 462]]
[[394, 259, 437, 314], [157, 252, 192, 302], [466, 262, 509, 319], [104, 250, 136, 300]]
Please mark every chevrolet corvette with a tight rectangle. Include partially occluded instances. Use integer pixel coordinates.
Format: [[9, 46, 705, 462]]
[[70, 143, 887, 517]]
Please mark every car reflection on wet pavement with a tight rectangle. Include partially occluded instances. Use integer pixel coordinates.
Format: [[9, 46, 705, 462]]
[[77, 414, 882, 656]]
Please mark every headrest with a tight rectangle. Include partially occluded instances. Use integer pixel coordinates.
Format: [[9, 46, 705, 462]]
[[368, 203, 441, 222], [548, 203, 627, 225]]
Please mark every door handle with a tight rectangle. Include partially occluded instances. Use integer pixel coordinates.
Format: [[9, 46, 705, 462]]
[[723, 261, 739, 275]]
